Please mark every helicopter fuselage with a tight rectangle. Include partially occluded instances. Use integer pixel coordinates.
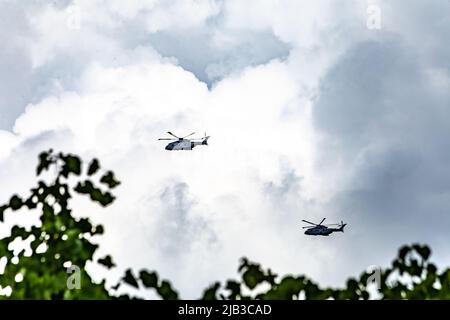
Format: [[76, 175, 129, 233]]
[[304, 226, 338, 236], [160, 132, 210, 151], [165, 139, 205, 150]]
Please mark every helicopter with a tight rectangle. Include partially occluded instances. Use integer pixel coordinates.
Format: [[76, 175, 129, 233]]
[[302, 218, 347, 236], [158, 132, 210, 150]]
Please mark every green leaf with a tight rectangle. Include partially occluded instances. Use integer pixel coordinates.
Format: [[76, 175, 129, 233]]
[[398, 245, 411, 261], [93, 225, 104, 235], [346, 278, 359, 292], [60, 154, 82, 178], [414, 244, 431, 261], [91, 190, 115, 207], [75, 181, 115, 206], [202, 282, 220, 300], [111, 282, 121, 291], [24, 197, 37, 209], [0, 205, 6, 222], [427, 264, 437, 275], [140, 270, 158, 288], [77, 218, 92, 233], [37, 150, 54, 175], [100, 171, 121, 189], [274, 276, 304, 299], [74, 180, 95, 194], [123, 269, 139, 288], [157, 280, 178, 300], [361, 290, 370, 300], [238, 258, 249, 272], [98, 255, 115, 269], [409, 259, 422, 277], [225, 280, 241, 299], [9, 195, 23, 211], [242, 265, 265, 290], [11, 225, 28, 238], [87, 159, 100, 176]]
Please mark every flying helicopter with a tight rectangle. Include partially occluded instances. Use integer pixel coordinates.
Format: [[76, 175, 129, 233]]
[[302, 218, 347, 236], [158, 132, 210, 150]]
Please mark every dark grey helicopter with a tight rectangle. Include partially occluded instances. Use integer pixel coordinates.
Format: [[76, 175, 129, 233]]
[[302, 218, 347, 236], [158, 132, 210, 150]]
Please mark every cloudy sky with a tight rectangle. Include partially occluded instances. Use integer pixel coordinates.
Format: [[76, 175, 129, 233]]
[[1, 0, 449, 298]]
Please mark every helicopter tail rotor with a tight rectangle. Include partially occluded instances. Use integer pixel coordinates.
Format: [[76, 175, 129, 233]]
[[202, 132, 210, 145], [339, 221, 347, 232]]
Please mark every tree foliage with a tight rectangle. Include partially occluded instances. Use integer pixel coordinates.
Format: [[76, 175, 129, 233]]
[[0, 150, 120, 299], [0, 151, 449, 300], [201, 243, 450, 300]]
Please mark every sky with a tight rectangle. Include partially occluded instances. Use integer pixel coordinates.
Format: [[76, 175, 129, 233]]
[[0, 0, 450, 298]]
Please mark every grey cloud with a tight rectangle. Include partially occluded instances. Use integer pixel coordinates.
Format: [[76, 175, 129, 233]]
[[0, 3, 34, 130], [147, 28, 291, 87], [261, 160, 322, 238], [387, 0, 450, 72], [0, 0, 291, 130], [116, 1, 291, 86], [264, 163, 301, 201], [0, 1, 92, 130], [312, 27, 450, 269], [314, 37, 419, 151], [155, 182, 217, 257], [314, 35, 450, 155]]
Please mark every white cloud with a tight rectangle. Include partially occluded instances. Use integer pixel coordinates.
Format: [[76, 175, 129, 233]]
[[8, 56, 330, 297]]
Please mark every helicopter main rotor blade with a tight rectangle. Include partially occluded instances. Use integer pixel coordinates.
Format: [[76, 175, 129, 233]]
[[301, 220, 319, 226], [167, 131, 180, 139], [318, 218, 326, 226], [182, 132, 196, 139], [302, 226, 316, 229], [158, 138, 176, 140]]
